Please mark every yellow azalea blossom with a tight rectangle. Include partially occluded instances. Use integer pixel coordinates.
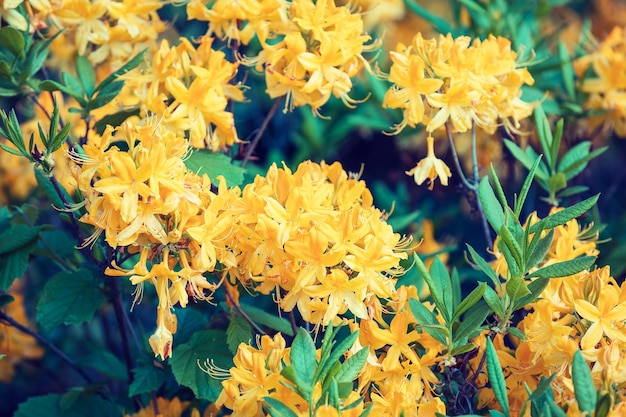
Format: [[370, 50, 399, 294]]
[[574, 286, 626, 350], [405, 135, 451, 189], [124, 397, 191, 417]]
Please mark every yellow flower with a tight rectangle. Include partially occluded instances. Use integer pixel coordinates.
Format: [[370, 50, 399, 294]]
[[405, 135, 451, 189], [575, 286, 626, 350]]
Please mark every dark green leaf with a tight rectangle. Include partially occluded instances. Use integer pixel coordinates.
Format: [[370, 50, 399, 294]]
[[239, 303, 294, 336], [93, 108, 139, 135], [507, 327, 526, 341], [450, 342, 477, 356], [529, 194, 599, 234], [0, 242, 35, 290], [556, 186, 589, 198], [39, 79, 74, 96], [95, 49, 146, 93], [0, 86, 19, 97], [0, 224, 41, 255], [479, 176, 505, 233], [513, 278, 550, 311], [572, 350, 596, 413], [527, 374, 557, 402], [91, 80, 124, 109], [454, 301, 490, 343], [548, 402, 568, 417], [173, 307, 209, 345], [413, 253, 449, 323], [36, 268, 105, 329], [595, 392, 611, 417], [170, 329, 233, 401], [498, 223, 523, 272], [185, 149, 246, 187], [504, 139, 549, 182], [526, 229, 554, 271], [526, 256, 595, 279], [430, 256, 453, 321], [548, 173, 566, 194], [264, 397, 300, 417], [317, 330, 359, 385], [486, 337, 510, 416], [409, 298, 448, 346], [227, 310, 252, 354], [515, 156, 541, 218], [77, 350, 126, 380], [62, 72, 85, 100], [14, 393, 120, 417], [483, 285, 504, 318], [466, 244, 500, 288], [561, 146, 607, 181], [129, 362, 169, 396], [452, 283, 486, 322], [335, 347, 368, 384], [0, 27, 25, 58], [506, 275, 531, 301], [0, 294, 14, 307]]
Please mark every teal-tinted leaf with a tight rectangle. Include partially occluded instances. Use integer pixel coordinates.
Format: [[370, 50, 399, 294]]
[[227, 310, 252, 354], [413, 253, 449, 323], [430, 256, 453, 320], [14, 393, 120, 417], [335, 347, 368, 384], [527, 256, 595, 279], [527, 374, 557, 402], [35, 166, 74, 209], [450, 342, 477, 356], [526, 229, 554, 271], [529, 195, 599, 234], [22, 31, 61, 78], [317, 330, 359, 385], [0, 242, 35, 290], [170, 330, 233, 401], [173, 307, 209, 345], [507, 327, 526, 341], [512, 277, 550, 311], [561, 146, 607, 181], [36, 268, 105, 329], [184, 149, 246, 187], [409, 298, 448, 345], [454, 301, 490, 343], [62, 72, 85, 100], [486, 337, 510, 416], [0, 294, 14, 308], [91, 80, 124, 109], [506, 275, 531, 301], [77, 350, 126, 380], [466, 244, 500, 287], [498, 223, 523, 272], [504, 139, 549, 182], [572, 350, 596, 413], [129, 362, 169, 396], [548, 401, 568, 417], [556, 186, 589, 198], [75, 55, 96, 97], [264, 397, 300, 417], [479, 176, 504, 233], [95, 49, 146, 93], [497, 237, 521, 278], [39, 79, 73, 96], [452, 283, 486, 322], [0, 224, 41, 255], [0, 86, 19, 97], [515, 156, 541, 217], [239, 303, 294, 336], [291, 327, 316, 389], [93, 108, 139, 135], [558, 42, 575, 101], [483, 285, 504, 318], [0, 27, 25, 58]]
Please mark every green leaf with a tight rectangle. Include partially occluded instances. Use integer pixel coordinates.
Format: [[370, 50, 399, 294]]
[[430, 256, 453, 321], [95, 49, 146, 93], [572, 350, 596, 413], [409, 298, 448, 346], [129, 362, 169, 396], [227, 310, 252, 354], [512, 277, 550, 311], [170, 329, 233, 402], [450, 342, 477, 356], [0, 224, 41, 255], [466, 244, 500, 288], [526, 256, 595, 279], [558, 41, 575, 101], [529, 195, 599, 234], [173, 307, 209, 345], [515, 156, 542, 218], [93, 108, 139, 135], [455, 299, 490, 343], [483, 285, 505, 318], [62, 72, 85, 100], [413, 253, 449, 323], [77, 350, 126, 380], [185, 149, 246, 187], [595, 392, 612, 417], [527, 374, 557, 402], [403, 0, 455, 34], [504, 139, 549, 182], [14, 393, 121, 417], [0, 27, 25, 58], [39, 79, 74, 96], [239, 303, 294, 336], [506, 275, 531, 301], [479, 176, 505, 233], [486, 337, 510, 417], [35, 166, 74, 209], [335, 347, 368, 385], [36, 268, 105, 329], [75, 55, 96, 97], [291, 327, 317, 389], [507, 327, 526, 341], [452, 283, 486, 322], [560, 145, 607, 181], [317, 330, 359, 385], [498, 223, 523, 272], [0, 242, 36, 290], [548, 173, 566, 194], [264, 397, 300, 417], [526, 229, 554, 271]]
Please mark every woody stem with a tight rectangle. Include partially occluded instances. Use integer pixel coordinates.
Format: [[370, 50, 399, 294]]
[[241, 97, 283, 168]]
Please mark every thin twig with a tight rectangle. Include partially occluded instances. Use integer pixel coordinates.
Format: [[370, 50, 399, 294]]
[[224, 286, 267, 336], [241, 98, 283, 168], [288, 311, 298, 338], [107, 276, 135, 383], [445, 123, 474, 190], [0, 310, 94, 384]]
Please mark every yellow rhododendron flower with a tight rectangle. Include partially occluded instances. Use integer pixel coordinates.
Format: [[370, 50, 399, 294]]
[[405, 135, 451, 189]]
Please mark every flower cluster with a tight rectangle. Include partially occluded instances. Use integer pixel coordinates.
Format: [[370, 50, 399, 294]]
[[122, 36, 246, 150], [479, 209, 626, 415], [383, 33, 535, 136], [189, 0, 377, 114], [574, 26, 626, 137], [225, 161, 408, 326]]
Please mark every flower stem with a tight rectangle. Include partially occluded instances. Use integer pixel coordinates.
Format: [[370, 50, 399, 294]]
[[241, 98, 283, 168], [224, 285, 267, 336], [107, 276, 135, 383], [0, 310, 94, 384], [445, 123, 474, 191]]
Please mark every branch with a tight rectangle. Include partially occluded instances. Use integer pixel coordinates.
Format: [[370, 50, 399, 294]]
[[241, 98, 283, 168]]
